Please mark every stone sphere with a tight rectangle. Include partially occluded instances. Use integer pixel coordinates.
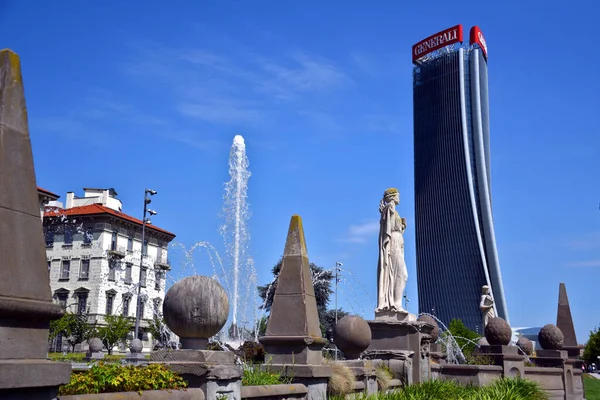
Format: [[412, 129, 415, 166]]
[[484, 317, 512, 345], [333, 315, 371, 359], [538, 324, 564, 350], [417, 315, 440, 342], [129, 338, 143, 353], [163, 275, 229, 340], [477, 337, 489, 346], [517, 336, 534, 355], [88, 337, 103, 352]]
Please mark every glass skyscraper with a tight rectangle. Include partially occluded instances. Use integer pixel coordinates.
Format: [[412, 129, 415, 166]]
[[412, 25, 508, 331]]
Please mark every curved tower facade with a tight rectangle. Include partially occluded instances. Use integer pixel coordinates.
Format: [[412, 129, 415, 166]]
[[412, 25, 508, 331]]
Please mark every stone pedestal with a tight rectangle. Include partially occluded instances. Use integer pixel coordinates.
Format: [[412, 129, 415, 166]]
[[534, 349, 568, 368], [374, 310, 417, 323], [125, 352, 147, 366], [477, 345, 525, 378], [151, 349, 241, 400], [338, 360, 377, 396], [533, 350, 583, 400], [84, 352, 105, 362], [562, 345, 584, 362], [0, 49, 72, 399], [260, 336, 327, 365], [362, 316, 434, 384], [260, 365, 331, 400]]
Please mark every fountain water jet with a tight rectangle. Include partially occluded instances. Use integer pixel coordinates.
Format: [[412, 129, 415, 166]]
[[220, 135, 254, 340]]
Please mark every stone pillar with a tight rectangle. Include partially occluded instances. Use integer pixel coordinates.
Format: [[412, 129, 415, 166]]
[[124, 338, 147, 366], [154, 275, 242, 400], [429, 343, 447, 364], [533, 324, 583, 400], [259, 215, 331, 400], [84, 337, 105, 362], [418, 315, 445, 366], [152, 350, 241, 399], [338, 360, 378, 396], [479, 317, 526, 378], [478, 345, 525, 378], [0, 49, 71, 399], [534, 350, 582, 400]]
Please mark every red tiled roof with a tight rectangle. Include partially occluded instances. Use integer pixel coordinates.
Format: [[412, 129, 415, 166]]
[[44, 203, 176, 238], [37, 186, 60, 199]]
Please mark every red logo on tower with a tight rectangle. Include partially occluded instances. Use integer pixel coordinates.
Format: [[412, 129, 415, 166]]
[[412, 25, 463, 63], [470, 26, 488, 59]]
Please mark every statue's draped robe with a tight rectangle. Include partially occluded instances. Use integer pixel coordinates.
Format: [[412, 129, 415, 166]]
[[480, 294, 495, 330], [377, 204, 408, 312]]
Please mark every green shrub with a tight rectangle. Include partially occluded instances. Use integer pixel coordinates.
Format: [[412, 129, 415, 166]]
[[206, 341, 226, 351], [466, 353, 495, 365], [58, 362, 187, 395], [236, 341, 266, 364], [387, 379, 477, 399], [479, 377, 547, 400], [241, 365, 291, 386]]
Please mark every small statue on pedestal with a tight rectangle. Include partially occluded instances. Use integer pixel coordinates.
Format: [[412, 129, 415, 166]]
[[479, 285, 496, 332]]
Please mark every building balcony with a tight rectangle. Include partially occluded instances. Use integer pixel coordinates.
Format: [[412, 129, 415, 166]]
[[107, 246, 126, 259], [154, 256, 171, 271]]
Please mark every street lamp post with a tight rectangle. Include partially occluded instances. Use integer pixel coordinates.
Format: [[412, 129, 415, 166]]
[[334, 261, 343, 360], [133, 188, 157, 339], [334, 262, 343, 327]]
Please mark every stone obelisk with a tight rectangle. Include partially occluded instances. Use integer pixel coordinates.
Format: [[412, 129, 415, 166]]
[[556, 282, 581, 359], [0, 49, 71, 398], [259, 215, 331, 400], [259, 215, 327, 364]]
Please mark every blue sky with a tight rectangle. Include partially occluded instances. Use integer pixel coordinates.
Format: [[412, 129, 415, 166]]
[[2, 0, 599, 342]]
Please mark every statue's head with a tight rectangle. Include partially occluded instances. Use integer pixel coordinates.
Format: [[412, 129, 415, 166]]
[[482, 285, 490, 294], [383, 188, 399, 204]]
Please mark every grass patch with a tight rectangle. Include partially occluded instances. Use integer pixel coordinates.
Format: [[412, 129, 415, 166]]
[[48, 352, 86, 362], [584, 374, 600, 400], [103, 354, 125, 362], [326, 361, 355, 396], [241, 365, 291, 386], [342, 377, 547, 399], [374, 364, 394, 390]]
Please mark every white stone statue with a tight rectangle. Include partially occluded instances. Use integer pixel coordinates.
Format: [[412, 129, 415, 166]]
[[479, 285, 496, 331], [376, 188, 408, 314]]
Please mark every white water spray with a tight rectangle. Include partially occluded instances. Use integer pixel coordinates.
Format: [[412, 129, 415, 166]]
[[220, 135, 252, 335]]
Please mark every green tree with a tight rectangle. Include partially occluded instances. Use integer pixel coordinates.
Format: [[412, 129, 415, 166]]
[[49, 312, 93, 353], [253, 315, 268, 338], [583, 325, 600, 365], [443, 318, 481, 358], [258, 257, 334, 318], [95, 315, 133, 355]]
